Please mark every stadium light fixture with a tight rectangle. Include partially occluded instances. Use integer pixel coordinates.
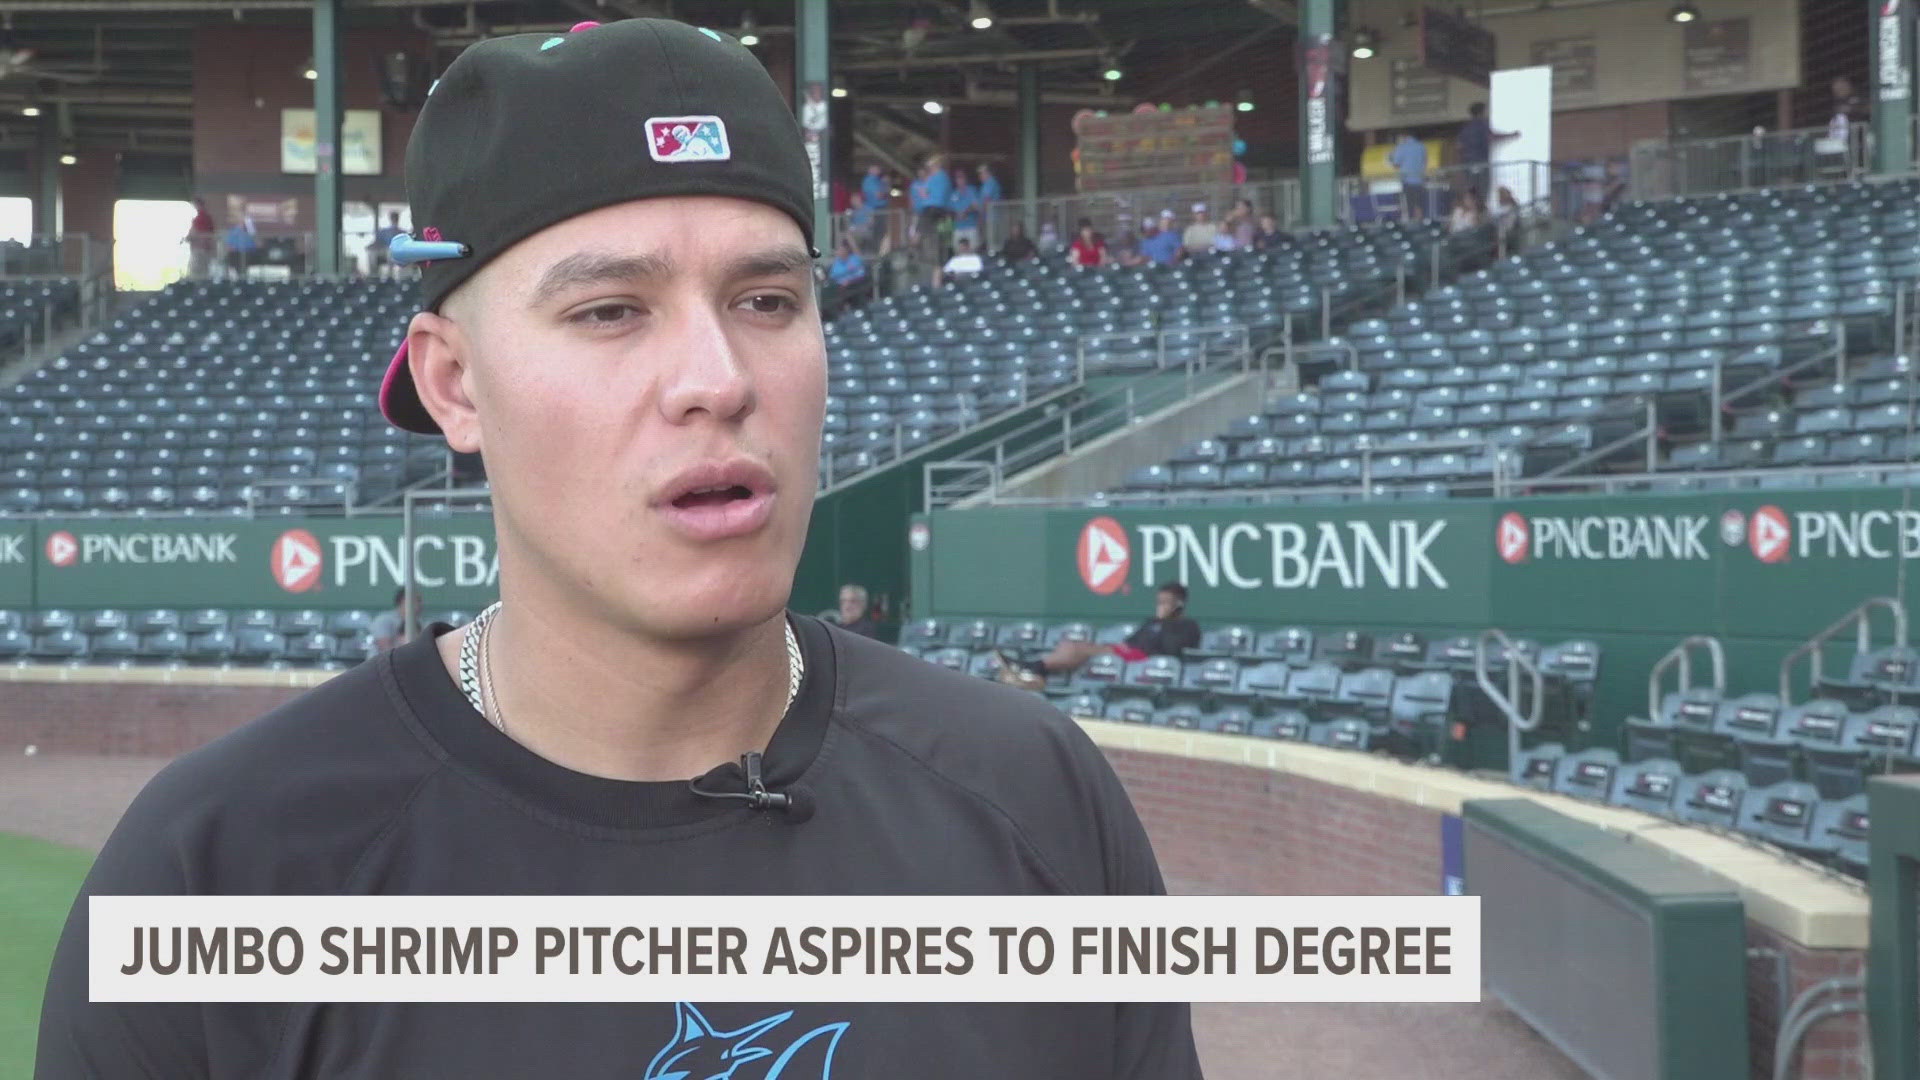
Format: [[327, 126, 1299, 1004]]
[[737, 13, 759, 47], [969, 0, 994, 30], [1236, 90, 1255, 113], [1101, 58, 1122, 81], [830, 83, 848, 99], [1350, 29, 1379, 60], [302, 58, 317, 80], [21, 104, 39, 117], [923, 99, 945, 114], [59, 152, 76, 165], [1668, 3, 1699, 22]]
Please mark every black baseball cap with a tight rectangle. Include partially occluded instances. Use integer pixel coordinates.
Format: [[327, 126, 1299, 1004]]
[[378, 17, 817, 435]]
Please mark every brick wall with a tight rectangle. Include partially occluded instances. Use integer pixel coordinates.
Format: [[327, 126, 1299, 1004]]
[[0, 677, 306, 757], [1101, 744, 1870, 1080]]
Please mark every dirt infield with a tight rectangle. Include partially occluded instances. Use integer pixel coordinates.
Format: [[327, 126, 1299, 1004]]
[[0, 752, 1583, 1080]]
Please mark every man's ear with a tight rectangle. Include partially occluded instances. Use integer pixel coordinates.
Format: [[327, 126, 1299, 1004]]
[[405, 310, 482, 454]]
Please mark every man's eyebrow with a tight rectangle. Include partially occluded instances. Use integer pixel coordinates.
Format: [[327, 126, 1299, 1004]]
[[721, 247, 815, 282], [528, 251, 676, 307]]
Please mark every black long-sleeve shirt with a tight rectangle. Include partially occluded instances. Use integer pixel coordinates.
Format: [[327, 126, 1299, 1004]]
[[37, 614, 1200, 1080], [1124, 616, 1203, 657]]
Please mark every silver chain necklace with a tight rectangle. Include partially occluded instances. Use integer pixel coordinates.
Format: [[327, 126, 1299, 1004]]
[[458, 602, 804, 737]]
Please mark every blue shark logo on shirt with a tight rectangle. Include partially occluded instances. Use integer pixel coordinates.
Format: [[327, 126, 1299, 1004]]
[[643, 1002, 849, 1080]]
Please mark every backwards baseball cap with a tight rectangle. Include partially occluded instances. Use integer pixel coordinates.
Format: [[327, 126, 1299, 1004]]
[[378, 18, 816, 434]]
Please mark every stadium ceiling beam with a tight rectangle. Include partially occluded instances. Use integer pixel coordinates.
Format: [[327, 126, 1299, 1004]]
[[861, 89, 1129, 108], [1140, 23, 1283, 98], [835, 46, 1110, 71]]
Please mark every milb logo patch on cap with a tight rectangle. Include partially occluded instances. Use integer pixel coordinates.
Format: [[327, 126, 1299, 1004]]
[[647, 116, 730, 162]]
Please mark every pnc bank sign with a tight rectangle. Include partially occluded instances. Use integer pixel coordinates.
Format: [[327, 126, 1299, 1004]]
[[269, 529, 503, 594], [1076, 516, 1451, 594]]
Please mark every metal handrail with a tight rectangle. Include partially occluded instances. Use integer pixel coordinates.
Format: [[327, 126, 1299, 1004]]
[[1777, 596, 1910, 704], [924, 321, 1258, 508], [242, 476, 359, 518], [1711, 331, 1848, 443], [1646, 634, 1726, 723], [1474, 628, 1545, 772], [1529, 398, 1659, 481]]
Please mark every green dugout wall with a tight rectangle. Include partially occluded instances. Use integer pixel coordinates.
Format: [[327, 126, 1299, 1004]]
[[910, 485, 1920, 750]]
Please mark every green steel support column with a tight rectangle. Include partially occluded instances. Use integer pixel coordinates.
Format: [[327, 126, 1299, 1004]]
[[1019, 62, 1041, 230], [1874, 0, 1915, 175], [34, 111, 60, 239], [312, 0, 343, 277], [1870, 774, 1920, 1077], [795, 0, 831, 252], [1297, 0, 1337, 230]]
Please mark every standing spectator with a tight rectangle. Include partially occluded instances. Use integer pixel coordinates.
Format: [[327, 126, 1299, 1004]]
[[921, 154, 953, 258], [223, 214, 259, 279], [1180, 203, 1218, 258], [369, 210, 405, 279], [1450, 187, 1488, 233], [837, 584, 882, 639], [1068, 219, 1106, 268], [861, 164, 889, 210], [976, 163, 1002, 238], [907, 161, 932, 245], [185, 198, 216, 279], [1389, 131, 1430, 220], [369, 587, 424, 652], [998, 220, 1037, 261], [1456, 102, 1518, 198], [1251, 213, 1282, 252], [1139, 213, 1182, 266], [1036, 220, 1063, 256], [949, 169, 983, 252]]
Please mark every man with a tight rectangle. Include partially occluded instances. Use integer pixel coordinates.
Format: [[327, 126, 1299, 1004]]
[[1180, 203, 1218, 258], [861, 163, 889, 211], [222, 213, 258, 278], [976, 162, 1002, 234], [949, 168, 983, 252], [36, 19, 1198, 1079], [1456, 102, 1517, 198], [937, 235, 985, 286], [998, 220, 1037, 261], [1139, 214, 1181, 266], [368, 585, 424, 652], [998, 584, 1201, 690], [1388, 132, 1429, 220], [836, 583, 881, 639], [370, 209, 406, 278]]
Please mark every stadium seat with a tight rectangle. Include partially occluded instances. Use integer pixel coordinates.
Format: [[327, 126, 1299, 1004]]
[[1252, 626, 1314, 664], [1673, 768, 1748, 829], [0, 626, 29, 660], [1103, 694, 1156, 725], [1816, 794, 1869, 875], [1196, 705, 1255, 735], [1609, 757, 1685, 815], [232, 629, 286, 664], [136, 630, 187, 662], [923, 646, 970, 672], [1511, 742, 1565, 790], [898, 619, 946, 650], [1308, 716, 1372, 750], [78, 610, 128, 634], [1551, 748, 1621, 802], [1702, 691, 1784, 781], [1625, 686, 1721, 764], [1737, 780, 1831, 858], [1250, 709, 1310, 741]]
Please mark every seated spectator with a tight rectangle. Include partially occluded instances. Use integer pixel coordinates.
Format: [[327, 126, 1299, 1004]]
[[1120, 217, 1157, 267], [999, 220, 1037, 261], [1138, 214, 1182, 266], [828, 239, 867, 287], [995, 583, 1200, 689], [1036, 220, 1062, 256], [1111, 218, 1142, 265], [1250, 213, 1282, 252], [837, 584, 882, 639], [935, 236, 985, 286], [1492, 185, 1522, 252], [845, 191, 876, 252], [371, 587, 424, 652], [1450, 188, 1487, 233], [1068, 219, 1106, 268], [1226, 198, 1256, 249], [1181, 203, 1218, 258]]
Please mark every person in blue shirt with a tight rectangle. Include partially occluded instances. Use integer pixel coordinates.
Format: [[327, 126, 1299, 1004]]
[[1138, 212, 1182, 266], [828, 239, 866, 286], [222, 215, 259, 278], [1388, 132, 1429, 220], [861, 164, 888, 211], [949, 170, 982, 252], [845, 192, 876, 253], [976, 163, 1002, 238]]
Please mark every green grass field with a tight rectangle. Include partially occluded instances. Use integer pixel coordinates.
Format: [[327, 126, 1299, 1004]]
[[0, 832, 92, 1077]]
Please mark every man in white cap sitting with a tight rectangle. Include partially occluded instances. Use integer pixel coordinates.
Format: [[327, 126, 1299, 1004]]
[[1181, 202, 1218, 258]]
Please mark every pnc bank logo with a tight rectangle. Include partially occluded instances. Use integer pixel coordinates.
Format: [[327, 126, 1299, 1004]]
[[1496, 513, 1530, 564], [272, 529, 324, 592], [1749, 505, 1791, 564], [1077, 516, 1130, 595], [44, 530, 78, 568]]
